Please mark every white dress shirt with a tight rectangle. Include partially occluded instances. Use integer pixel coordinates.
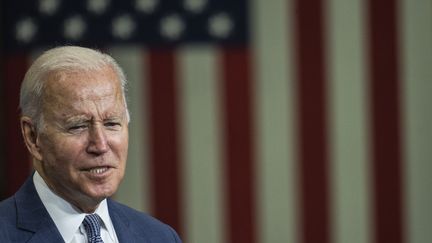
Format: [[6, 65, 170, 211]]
[[33, 171, 119, 243]]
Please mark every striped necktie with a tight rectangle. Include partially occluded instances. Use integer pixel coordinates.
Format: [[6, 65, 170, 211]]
[[82, 214, 104, 243]]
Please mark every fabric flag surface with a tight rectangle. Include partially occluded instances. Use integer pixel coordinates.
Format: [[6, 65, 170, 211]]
[[1, 0, 431, 243]]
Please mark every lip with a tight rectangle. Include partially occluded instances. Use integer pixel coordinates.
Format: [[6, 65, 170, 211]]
[[81, 166, 114, 180]]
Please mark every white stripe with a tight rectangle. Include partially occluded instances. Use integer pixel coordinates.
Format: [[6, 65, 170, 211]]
[[178, 47, 225, 243], [326, 0, 371, 243], [400, 0, 432, 242], [110, 46, 150, 213], [252, 0, 297, 242]]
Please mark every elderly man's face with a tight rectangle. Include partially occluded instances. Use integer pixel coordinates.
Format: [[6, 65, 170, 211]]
[[35, 66, 128, 211]]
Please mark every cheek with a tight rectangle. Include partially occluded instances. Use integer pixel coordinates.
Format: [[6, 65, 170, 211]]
[[39, 140, 78, 187], [40, 134, 85, 167], [110, 131, 128, 158]]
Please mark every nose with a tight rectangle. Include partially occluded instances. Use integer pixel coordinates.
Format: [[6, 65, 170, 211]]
[[86, 124, 109, 155]]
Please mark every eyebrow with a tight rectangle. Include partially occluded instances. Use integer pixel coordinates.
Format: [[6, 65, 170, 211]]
[[64, 115, 90, 124], [64, 112, 125, 124]]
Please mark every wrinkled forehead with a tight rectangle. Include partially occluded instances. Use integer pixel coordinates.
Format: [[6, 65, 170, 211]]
[[46, 66, 120, 93], [41, 67, 126, 111]]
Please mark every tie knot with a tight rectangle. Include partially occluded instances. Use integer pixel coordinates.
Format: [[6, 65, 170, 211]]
[[83, 214, 104, 243]]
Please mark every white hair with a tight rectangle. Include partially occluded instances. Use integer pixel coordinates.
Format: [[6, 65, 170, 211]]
[[19, 46, 130, 129]]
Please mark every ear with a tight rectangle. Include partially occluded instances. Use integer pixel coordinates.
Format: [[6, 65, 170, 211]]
[[20, 116, 43, 161]]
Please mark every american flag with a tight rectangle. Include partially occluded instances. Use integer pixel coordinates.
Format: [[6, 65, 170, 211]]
[[1, 0, 432, 243]]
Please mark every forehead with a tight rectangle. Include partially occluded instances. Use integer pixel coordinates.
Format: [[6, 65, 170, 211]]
[[45, 65, 118, 91], [42, 67, 125, 115]]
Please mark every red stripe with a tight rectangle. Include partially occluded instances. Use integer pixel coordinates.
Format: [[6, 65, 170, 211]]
[[3, 54, 31, 197], [367, 1, 405, 242], [146, 49, 183, 235], [220, 48, 256, 243], [293, 0, 330, 242]]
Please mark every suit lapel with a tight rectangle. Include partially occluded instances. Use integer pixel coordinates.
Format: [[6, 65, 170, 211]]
[[15, 176, 64, 242], [108, 199, 150, 243]]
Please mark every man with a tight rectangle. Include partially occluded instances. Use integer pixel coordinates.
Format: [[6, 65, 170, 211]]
[[0, 46, 182, 242]]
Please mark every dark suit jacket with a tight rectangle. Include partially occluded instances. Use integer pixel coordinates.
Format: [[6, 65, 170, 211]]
[[0, 176, 182, 243]]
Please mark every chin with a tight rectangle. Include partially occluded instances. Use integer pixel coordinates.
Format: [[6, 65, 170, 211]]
[[88, 183, 118, 199]]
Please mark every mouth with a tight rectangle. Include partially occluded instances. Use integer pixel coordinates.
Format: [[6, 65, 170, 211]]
[[81, 166, 113, 177], [86, 167, 110, 174]]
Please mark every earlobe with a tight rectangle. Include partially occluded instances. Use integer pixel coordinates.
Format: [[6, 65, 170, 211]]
[[21, 116, 43, 161]]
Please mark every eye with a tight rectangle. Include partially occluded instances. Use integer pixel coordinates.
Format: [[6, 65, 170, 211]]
[[104, 121, 121, 129], [68, 124, 87, 132]]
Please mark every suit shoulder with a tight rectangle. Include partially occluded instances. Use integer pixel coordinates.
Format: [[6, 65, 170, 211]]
[[109, 200, 166, 227], [108, 200, 182, 242], [0, 196, 17, 221], [0, 197, 18, 242]]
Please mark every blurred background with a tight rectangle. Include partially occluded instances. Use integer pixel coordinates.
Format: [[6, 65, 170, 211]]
[[1, 0, 431, 243]]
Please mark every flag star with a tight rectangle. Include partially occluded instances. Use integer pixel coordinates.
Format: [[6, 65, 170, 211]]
[[135, 0, 158, 13], [39, 0, 60, 15], [184, 0, 207, 13], [64, 15, 86, 40], [15, 18, 37, 43], [112, 15, 136, 39], [87, 0, 110, 14], [160, 15, 185, 40], [208, 13, 233, 39]]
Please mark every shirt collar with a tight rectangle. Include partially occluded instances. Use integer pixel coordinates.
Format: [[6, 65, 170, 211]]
[[33, 171, 116, 242]]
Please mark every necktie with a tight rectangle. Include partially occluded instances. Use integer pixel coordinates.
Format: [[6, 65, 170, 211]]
[[82, 214, 104, 243]]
